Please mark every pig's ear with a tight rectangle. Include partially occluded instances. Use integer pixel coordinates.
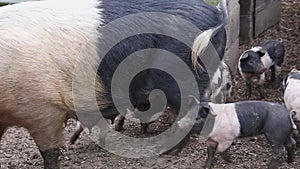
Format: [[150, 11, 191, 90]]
[[199, 102, 210, 118], [291, 68, 298, 72], [188, 95, 200, 108], [200, 102, 210, 112], [257, 49, 266, 57], [240, 52, 249, 60]]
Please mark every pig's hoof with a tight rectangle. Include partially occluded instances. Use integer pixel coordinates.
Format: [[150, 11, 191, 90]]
[[220, 152, 232, 163]]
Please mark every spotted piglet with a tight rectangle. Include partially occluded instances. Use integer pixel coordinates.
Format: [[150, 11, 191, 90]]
[[238, 40, 285, 99], [184, 97, 296, 169]]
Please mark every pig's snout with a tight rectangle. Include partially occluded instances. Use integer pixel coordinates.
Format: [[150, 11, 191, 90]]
[[255, 63, 267, 74], [260, 67, 267, 73]]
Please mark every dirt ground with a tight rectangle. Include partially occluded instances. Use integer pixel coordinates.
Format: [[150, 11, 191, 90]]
[[0, 0, 299, 168]]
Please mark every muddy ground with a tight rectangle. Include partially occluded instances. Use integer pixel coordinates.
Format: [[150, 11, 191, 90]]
[[0, 0, 299, 168]]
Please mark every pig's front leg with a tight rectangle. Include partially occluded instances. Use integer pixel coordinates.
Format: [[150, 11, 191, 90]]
[[270, 65, 276, 85], [258, 73, 266, 99], [258, 84, 265, 99], [204, 139, 218, 169], [220, 149, 232, 163], [40, 148, 60, 169], [285, 135, 296, 163], [246, 81, 252, 99]]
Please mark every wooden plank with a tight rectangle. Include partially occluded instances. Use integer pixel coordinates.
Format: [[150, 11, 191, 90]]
[[254, 0, 281, 37]]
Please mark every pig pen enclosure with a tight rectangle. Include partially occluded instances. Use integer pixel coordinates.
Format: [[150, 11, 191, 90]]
[[0, 0, 300, 168]]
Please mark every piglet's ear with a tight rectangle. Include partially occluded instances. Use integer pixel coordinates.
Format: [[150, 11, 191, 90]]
[[240, 53, 249, 60], [200, 102, 210, 112], [257, 49, 266, 57], [188, 95, 200, 108], [199, 102, 210, 118], [291, 68, 298, 72]]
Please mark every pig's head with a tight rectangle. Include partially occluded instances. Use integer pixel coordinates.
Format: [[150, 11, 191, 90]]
[[239, 50, 267, 74], [176, 96, 212, 134]]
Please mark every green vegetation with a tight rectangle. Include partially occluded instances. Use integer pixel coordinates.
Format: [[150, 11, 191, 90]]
[[204, 0, 219, 5]]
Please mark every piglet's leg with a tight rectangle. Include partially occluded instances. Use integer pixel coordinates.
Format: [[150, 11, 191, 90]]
[[258, 84, 265, 99], [204, 139, 218, 169], [115, 115, 125, 131], [220, 149, 232, 163], [284, 135, 296, 163], [140, 123, 149, 134], [258, 73, 266, 99], [270, 65, 276, 84], [246, 81, 252, 99], [0, 125, 6, 141], [268, 145, 283, 169], [69, 121, 84, 145], [216, 140, 234, 163]]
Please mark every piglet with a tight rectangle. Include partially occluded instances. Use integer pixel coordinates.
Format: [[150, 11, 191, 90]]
[[238, 40, 285, 99], [282, 68, 300, 145], [180, 96, 296, 169]]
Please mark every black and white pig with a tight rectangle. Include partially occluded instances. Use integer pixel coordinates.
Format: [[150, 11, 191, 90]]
[[282, 68, 300, 145], [69, 0, 229, 146], [0, 0, 228, 167], [177, 97, 296, 169], [104, 0, 229, 134], [238, 40, 285, 99]]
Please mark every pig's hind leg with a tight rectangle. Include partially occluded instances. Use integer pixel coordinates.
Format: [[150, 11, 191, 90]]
[[264, 130, 288, 168], [270, 65, 276, 85], [69, 121, 84, 145], [284, 135, 296, 163], [27, 108, 67, 169]]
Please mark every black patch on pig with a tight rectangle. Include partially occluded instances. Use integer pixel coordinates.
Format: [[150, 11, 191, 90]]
[[96, 0, 227, 122], [258, 40, 285, 67], [192, 104, 215, 134], [289, 71, 300, 80], [234, 101, 293, 139], [257, 50, 266, 57], [234, 101, 268, 137]]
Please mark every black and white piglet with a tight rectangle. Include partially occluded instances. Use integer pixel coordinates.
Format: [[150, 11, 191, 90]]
[[179, 97, 296, 169], [238, 40, 285, 99], [282, 69, 300, 120], [282, 69, 300, 145]]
